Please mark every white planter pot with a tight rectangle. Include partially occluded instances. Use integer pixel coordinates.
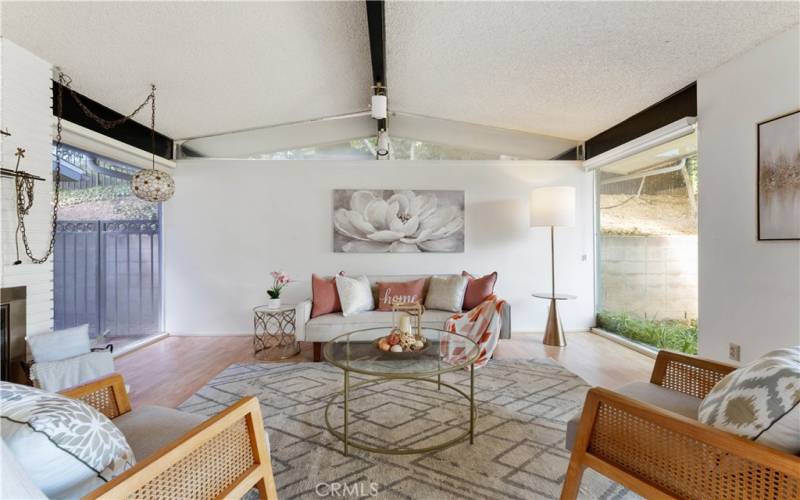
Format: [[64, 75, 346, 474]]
[[267, 298, 281, 309]]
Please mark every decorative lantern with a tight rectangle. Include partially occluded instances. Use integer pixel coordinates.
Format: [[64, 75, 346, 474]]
[[131, 168, 175, 202], [131, 84, 175, 202]]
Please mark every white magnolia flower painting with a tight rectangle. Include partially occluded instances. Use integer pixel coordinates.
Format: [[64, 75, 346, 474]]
[[333, 190, 465, 253]]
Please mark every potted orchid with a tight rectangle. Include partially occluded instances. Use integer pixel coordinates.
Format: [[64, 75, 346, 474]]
[[267, 271, 293, 308]]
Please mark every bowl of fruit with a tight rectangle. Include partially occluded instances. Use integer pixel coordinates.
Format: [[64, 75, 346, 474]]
[[375, 329, 431, 355]]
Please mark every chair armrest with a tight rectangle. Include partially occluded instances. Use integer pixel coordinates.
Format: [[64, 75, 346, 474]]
[[569, 387, 800, 499], [649, 350, 737, 399], [85, 397, 277, 500], [60, 372, 131, 419]]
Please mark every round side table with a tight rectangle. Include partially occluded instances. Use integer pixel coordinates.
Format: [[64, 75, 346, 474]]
[[532, 292, 576, 347], [253, 304, 300, 360]]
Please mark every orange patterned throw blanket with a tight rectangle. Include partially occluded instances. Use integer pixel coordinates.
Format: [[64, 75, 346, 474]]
[[443, 295, 505, 369]]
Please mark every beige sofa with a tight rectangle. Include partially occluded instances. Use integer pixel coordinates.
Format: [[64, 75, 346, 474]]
[[295, 274, 511, 361]]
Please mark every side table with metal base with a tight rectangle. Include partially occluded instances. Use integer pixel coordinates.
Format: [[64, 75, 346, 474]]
[[253, 304, 300, 360], [532, 292, 576, 347]]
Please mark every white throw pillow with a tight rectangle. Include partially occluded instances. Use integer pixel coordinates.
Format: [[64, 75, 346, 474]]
[[335, 275, 374, 316], [425, 275, 469, 313], [0, 382, 136, 498], [27, 324, 91, 363], [697, 346, 800, 454]]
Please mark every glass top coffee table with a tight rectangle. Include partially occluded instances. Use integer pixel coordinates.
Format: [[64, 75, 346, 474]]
[[323, 327, 479, 456]]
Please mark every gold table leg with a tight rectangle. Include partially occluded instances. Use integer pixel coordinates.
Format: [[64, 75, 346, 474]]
[[343, 370, 349, 457], [469, 364, 475, 444]]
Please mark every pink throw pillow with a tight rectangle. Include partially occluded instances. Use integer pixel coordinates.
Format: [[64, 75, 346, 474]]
[[376, 279, 426, 311], [311, 274, 342, 318], [462, 271, 498, 310]]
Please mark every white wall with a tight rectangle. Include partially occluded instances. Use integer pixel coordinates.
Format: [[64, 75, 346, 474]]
[[0, 38, 55, 336], [698, 26, 800, 363], [165, 160, 595, 335]]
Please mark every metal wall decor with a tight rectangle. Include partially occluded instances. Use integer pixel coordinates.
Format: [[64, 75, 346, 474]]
[[3, 72, 68, 265]]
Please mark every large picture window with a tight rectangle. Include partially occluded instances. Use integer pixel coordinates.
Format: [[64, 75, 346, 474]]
[[595, 133, 698, 353]]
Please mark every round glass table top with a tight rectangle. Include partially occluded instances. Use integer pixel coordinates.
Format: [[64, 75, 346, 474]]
[[253, 304, 296, 314], [531, 292, 577, 300], [323, 327, 479, 376]]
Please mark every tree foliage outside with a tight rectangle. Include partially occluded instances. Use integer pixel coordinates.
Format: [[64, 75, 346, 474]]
[[59, 184, 157, 220]]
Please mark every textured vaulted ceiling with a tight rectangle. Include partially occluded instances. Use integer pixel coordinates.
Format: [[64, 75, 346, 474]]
[[0, 1, 372, 140], [1, 1, 798, 142], [385, 1, 799, 140]]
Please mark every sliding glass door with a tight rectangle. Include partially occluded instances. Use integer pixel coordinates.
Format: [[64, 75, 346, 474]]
[[53, 145, 162, 341]]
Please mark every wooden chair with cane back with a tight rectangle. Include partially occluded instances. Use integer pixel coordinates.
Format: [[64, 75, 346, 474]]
[[561, 350, 800, 499], [61, 373, 278, 499]]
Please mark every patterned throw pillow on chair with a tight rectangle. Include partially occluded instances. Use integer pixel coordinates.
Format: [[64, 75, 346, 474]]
[[0, 382, 135, 498], [697, 346, 800, 454]]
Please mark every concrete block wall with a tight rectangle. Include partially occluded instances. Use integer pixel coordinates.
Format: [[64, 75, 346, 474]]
[[600, 235, 698, 321]]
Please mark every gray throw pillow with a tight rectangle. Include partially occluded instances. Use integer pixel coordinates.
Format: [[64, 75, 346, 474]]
[[0, 382, 136, 498], [425, 275, 468, 313], [697, 346, 800, 454]]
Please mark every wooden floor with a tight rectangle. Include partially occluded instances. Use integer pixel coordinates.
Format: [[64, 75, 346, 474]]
[[115, 332, 654, 409]]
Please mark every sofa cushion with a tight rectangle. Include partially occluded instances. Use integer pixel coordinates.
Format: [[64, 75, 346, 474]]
[[305, 310, 454, 341], [0, 382, 136, 499], [113, 405, 206, 460], [565, 381, 701, 451], [462, 271, 498, 310], [311, 274, 342, 318], [698, 346, 800, 454], [425, 275, 468, 313], [336, 275, 375, 316], [376, 278, 426, 311]]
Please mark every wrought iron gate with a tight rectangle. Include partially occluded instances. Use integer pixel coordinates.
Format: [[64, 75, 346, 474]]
[[54, 220, 161, 338]]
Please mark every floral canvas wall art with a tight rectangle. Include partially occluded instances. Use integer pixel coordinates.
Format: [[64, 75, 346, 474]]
[[758, 110, 800, 240], [333, 190, 465, 253]]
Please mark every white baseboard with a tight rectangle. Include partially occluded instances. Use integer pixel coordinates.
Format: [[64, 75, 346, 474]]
[[111, 333, 169, 358], [590, 328, 658, 359]]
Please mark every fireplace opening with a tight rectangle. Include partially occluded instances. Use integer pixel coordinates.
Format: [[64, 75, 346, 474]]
[[1, 286, 29, 384]]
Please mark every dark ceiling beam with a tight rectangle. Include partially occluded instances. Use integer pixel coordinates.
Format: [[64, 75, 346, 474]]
[[52, 81, 174, 160], [584, 82, 697, 160], [365, 0, 386, 132]]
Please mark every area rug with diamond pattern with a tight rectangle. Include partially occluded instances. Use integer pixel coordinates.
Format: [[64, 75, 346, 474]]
[[179, 359, 635, 499]]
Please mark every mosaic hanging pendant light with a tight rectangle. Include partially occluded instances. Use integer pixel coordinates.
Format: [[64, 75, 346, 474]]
[[132, 84, 175, 202]]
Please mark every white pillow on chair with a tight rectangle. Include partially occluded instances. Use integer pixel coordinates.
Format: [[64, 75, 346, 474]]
[[27, 324, 90, 362]]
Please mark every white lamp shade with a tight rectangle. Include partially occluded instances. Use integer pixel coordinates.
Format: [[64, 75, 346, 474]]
[[530, 186, 576, 227], [371, 94, 387, 119]]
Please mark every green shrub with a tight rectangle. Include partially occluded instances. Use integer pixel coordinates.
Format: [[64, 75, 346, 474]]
[[596, 310, 698, 354]]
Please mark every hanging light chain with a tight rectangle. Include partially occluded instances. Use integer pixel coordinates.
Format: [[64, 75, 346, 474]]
[[62, 72, 155, 130], [15, 71, 160, 264], [15, 72, 66, 264]]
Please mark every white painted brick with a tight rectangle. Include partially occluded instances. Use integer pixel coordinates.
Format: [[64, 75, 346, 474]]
[[1, 39, 55, 332]]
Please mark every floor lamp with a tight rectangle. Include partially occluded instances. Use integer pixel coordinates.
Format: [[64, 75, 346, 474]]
[[530, 186, 576, 347]]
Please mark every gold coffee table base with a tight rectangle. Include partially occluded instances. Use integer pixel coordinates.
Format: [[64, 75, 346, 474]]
[[324, 373, 476, 456]]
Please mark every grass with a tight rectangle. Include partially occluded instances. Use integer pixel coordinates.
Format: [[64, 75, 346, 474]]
[[596, 310, 698, 354]]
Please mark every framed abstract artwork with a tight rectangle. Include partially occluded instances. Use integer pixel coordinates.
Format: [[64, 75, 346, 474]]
[[333, 189, 465, 253], [757, 110, 800, 241]]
